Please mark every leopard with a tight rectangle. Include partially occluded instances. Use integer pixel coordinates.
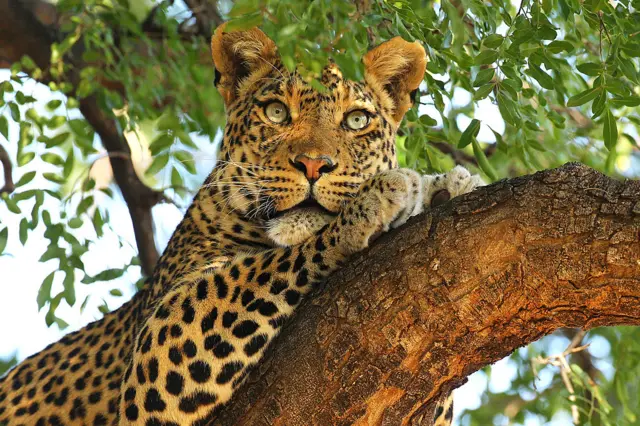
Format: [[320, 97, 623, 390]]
[[0, 23, 484, 426]]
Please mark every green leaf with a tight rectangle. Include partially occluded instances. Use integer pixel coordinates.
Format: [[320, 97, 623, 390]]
[[149, 134, 174, 155], [473, 68, 495, 87], [592, 91, 606, 118], [45, 293, 63, 327], [472, 139, 497, 181], [93, 209, 104, 237], [527, 139, 546, 152], [0, 227, 8, 255], [145, 154, 169, 176], [419, 114, 437, 126], [171, 167, 183, 190], [54, 317, 69, 330], [526, 64, 554, 90], [617, 58, 638, 84], [82, 268, 126, 284], [63, 269, 76, 306], [0, 116, 8, 140], [621, 43, 640, 57], [225, 12, 263, 31], [9, 103, 20, 122], [483, 34, 504, 48], [174, 151, 196, 174], [68, 218, 83, 229], [42, 153, 65, 166], [76, 196, 94, 216], [605, 79, 630, 96], [497, 92, 520, 126], [63, 149, 75, 178], [19, 218, 28, 245], [474, 50, 499, 65], [609, 96, 640, 107], [458, 119, 481, 148], [546, 40, 574, 54], [46, 132, 70, 148], [567, 87, 601, 107], [15, 171, 36, 187], [81, 179, 95, 193], [603, 109, 618, 150], [37, 271, 55, 311], [4, 197, 20, 214], [489, 126, 506, 152], [46, 100, 62, 111], [43, 173, 65, 184], [576, 62, 603, 76], [474, 83, 495, 100], [109, 289, 123, 297]]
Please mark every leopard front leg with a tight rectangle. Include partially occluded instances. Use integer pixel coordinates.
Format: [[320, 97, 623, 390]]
[[118, 169, 424, 425]]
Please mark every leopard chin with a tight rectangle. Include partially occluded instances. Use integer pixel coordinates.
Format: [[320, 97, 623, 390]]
[[266, 206, 335, 247]]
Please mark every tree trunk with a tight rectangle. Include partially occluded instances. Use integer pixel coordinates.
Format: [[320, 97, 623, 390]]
[[214, 163, 640, 426]]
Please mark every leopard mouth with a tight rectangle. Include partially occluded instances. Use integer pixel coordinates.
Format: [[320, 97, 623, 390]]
[[272, 197, 336, 219]]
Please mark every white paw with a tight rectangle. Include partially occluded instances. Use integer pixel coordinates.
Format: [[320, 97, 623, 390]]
[[423, 165, 485, 206]]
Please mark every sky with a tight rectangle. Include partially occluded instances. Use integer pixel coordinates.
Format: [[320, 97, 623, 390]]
[[0, 49, 632, 424]]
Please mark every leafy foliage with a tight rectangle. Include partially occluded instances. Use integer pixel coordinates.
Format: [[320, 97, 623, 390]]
[[0, 0, 638, 422]]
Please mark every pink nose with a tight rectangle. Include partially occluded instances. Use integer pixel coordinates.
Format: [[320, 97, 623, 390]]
[[291, 155, 335, 182]]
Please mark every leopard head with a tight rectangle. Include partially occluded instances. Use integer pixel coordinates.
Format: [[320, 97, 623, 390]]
[[209, 24, 426, 246]]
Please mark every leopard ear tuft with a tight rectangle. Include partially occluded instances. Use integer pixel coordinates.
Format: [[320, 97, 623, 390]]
[[211, 23, 280, 106], [363, 37, 427, 124]]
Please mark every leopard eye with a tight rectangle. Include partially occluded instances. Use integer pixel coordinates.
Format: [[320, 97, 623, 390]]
[[265, 101, 288, 124], [345, 110, 370, 130]]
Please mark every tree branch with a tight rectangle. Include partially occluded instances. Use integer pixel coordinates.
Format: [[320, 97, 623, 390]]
[[431, 140, 496, 167], [182, 0, 223, 37], [0, 144, 14, 195], [0, 0, 160, 275], [212, 163, 639, 425]]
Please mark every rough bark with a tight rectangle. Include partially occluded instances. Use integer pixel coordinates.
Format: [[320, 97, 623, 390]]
[[214, 163, 640, 426]]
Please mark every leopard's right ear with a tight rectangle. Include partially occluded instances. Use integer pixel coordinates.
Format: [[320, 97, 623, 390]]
[[211, 23, 280, 106]]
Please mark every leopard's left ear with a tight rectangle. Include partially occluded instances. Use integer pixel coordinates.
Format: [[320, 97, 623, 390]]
[[363, 37, 427, 124], [211, 23, 280, 106]]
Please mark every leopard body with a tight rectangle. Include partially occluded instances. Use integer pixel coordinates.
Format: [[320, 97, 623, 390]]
[[0, 24, 483, 426]]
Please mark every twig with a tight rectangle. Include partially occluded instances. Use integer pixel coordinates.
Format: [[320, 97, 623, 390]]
[[533, 332, 592, 425], [431, 141, 496, 166], [0, 144, 14, 195], [0, 0, 162, 276], [182, 0, 224, 37]]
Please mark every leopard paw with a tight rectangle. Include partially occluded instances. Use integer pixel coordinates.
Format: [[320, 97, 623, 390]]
[[334, 168, 423, 254], [423, 165, 484, 207]]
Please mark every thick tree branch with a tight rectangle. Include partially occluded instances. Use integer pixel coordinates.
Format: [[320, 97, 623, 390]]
[[213, 163, 639, 425], [0, 0, 161, 275]]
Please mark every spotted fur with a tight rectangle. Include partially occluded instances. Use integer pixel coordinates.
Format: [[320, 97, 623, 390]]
[[0, 24, 483, 426]]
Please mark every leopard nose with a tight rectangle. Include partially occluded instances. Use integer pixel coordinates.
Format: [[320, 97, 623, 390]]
[[290, 154, 337, 182]]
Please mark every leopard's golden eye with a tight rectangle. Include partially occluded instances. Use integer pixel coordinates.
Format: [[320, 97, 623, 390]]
[[265, 102, 288, 124], [345, 110, 370, 130]]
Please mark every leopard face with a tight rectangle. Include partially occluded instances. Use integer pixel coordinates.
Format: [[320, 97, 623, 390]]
[[209, 26, 427, 246]]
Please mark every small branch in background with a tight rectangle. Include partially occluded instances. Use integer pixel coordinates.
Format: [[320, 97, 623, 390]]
[[532, 331, 591, 425], [551, 105, 593, 129], [182, 0, 224, 37], [0, 144, 15, 195], [431, 141, 496, 167], [79, 98, 162, 276], [0, 0, 162, 276]]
